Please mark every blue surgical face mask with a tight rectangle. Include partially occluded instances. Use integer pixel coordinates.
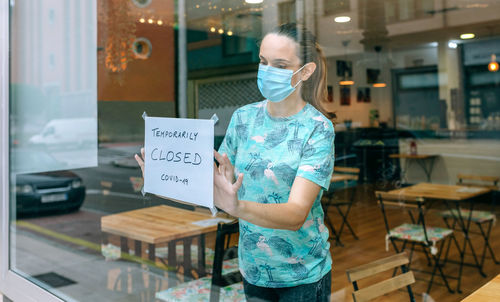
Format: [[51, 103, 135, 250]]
[[257, 64, 306, 103]]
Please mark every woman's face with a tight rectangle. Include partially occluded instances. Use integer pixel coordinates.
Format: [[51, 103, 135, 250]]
[[259, 33, 315, 87]]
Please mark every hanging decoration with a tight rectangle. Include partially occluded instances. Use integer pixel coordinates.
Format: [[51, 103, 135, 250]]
[[372, 46, 386, 88], [99, 0, 136, 73]]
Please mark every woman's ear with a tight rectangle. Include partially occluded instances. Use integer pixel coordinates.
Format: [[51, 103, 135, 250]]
[[301, 62, 317, 81]]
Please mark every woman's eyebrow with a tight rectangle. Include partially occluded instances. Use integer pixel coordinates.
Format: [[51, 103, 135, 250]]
[[272, 58, 291, 64]]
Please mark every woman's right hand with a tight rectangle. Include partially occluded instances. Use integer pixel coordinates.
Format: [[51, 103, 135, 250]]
[[214, 150, 235, 182], [134, 147, 145, 179]]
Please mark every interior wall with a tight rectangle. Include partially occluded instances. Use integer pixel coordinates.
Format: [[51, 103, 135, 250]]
[[398, 138, 500, 184], [98, 0, 175, 102]]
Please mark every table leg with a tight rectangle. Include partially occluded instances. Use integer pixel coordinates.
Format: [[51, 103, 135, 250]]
[[168, 240, 177, 269], [120, 237, 128, 255], [416, 158, 435, 182], [134, 240, 141, 258], [183, 237, 193, 279], [198, 234, 206, 277], [148, 243, 155, 261], [401, 158, 410, 184], [102, 232, 109, 245], [168, 240, 178, 287]]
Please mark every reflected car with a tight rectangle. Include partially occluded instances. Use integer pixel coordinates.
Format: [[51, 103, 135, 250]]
[[12, 150, 86, 215]]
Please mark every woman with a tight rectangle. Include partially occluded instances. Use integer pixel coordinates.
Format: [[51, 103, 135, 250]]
[[137, 23, 335, 301]]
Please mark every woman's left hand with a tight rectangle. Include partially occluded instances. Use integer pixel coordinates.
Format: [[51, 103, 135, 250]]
[[213, 153, 243, 217]]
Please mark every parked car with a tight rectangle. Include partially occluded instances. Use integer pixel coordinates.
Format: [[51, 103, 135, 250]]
[[12, 150, 85, 215], [28, 117, 97, 149]]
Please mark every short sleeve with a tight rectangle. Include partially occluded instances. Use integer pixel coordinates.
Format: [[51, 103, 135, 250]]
[[296, 122, 335, 191], [217, 110, 239, 165]]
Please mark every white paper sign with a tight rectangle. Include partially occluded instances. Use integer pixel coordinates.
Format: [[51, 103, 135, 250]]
[[144, 116, 214, 208]]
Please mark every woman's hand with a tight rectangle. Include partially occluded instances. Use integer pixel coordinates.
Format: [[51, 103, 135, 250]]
[[134, 147, 145, 178], [213, 152, 243, 217], [214, 151, 235, 182]]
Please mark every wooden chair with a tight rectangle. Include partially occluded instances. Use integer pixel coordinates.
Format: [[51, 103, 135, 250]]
[[376, 191, 458, 294], [322, 166, 360, 246], [156, 220, 244, 302], [210, 220, 242, 302], [346, 253, 416, 302], [439, 174, 499, 272]]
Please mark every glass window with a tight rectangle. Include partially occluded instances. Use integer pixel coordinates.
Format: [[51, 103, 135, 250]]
[[3, 0, 500, 301]]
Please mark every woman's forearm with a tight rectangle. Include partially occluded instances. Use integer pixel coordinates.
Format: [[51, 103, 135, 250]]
[[234, 200, 308, 231]]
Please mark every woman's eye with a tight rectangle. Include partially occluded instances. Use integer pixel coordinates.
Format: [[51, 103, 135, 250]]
[[277, 65, 286, 69]]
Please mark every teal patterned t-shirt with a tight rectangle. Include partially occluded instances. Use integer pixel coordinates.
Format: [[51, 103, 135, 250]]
[[218, 100, 335, 288]]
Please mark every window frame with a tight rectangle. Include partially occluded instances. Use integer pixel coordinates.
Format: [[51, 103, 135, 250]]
[[0, 1, 83, 301]]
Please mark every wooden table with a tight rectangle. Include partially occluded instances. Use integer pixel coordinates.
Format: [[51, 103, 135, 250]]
[[101, 205, 231, 278], [387, 183, 491, 293], [389, 154, 439, 182], [387, 183, 490, 201], [462, 273, 500, 301]]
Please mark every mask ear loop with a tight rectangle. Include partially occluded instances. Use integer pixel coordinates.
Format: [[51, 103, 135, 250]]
[[292, 64, 307, 88]]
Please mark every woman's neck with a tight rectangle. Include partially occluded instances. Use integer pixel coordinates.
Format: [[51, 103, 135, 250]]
[[266, 92, 306, 118]]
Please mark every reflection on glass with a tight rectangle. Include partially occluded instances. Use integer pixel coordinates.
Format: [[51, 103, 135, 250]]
[[5, 0, 500, 301], [10, 0, 98, 174]]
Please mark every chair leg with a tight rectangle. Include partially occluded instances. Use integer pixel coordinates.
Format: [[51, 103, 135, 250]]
[[335, 203, 359, 240], [408, 242, 416, 271], [441, 233, 453, 267], [392, 240, 406, 277], [427, 240, 454, 294], [421, 243, 433, 266], [324, 208, 343, 247], [401, 264, 416, 302], [478, 221, 500, 266], [464, 233, 487, 277]]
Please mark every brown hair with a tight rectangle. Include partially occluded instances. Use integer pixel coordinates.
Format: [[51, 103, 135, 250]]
[[268, 23, 336, 121]]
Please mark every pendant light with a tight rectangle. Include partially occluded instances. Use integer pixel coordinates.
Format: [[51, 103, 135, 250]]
[[372, 46, 386, 88], [339, 40, 354, 86], [488, 54, 499, 72]]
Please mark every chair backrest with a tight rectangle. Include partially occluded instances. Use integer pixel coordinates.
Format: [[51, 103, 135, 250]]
[[346, 253, 415, 302], [328, 166, 360, 195], [457, 174, 499, 190], [333, 166, 360, 181], [457, 174, 499, 210], [210, 220, 241, 302], [375, 191, 430, 244]]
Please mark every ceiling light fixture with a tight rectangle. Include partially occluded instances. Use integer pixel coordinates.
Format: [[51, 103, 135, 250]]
[[460, 33, 475, 39], [339, 40, 354, 86], [448, 41, 458, 49], [372, 46, 387, 88], [339, 80, 354, 86], [334, 16, 351, 23], [245, 0, 263, 4]]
